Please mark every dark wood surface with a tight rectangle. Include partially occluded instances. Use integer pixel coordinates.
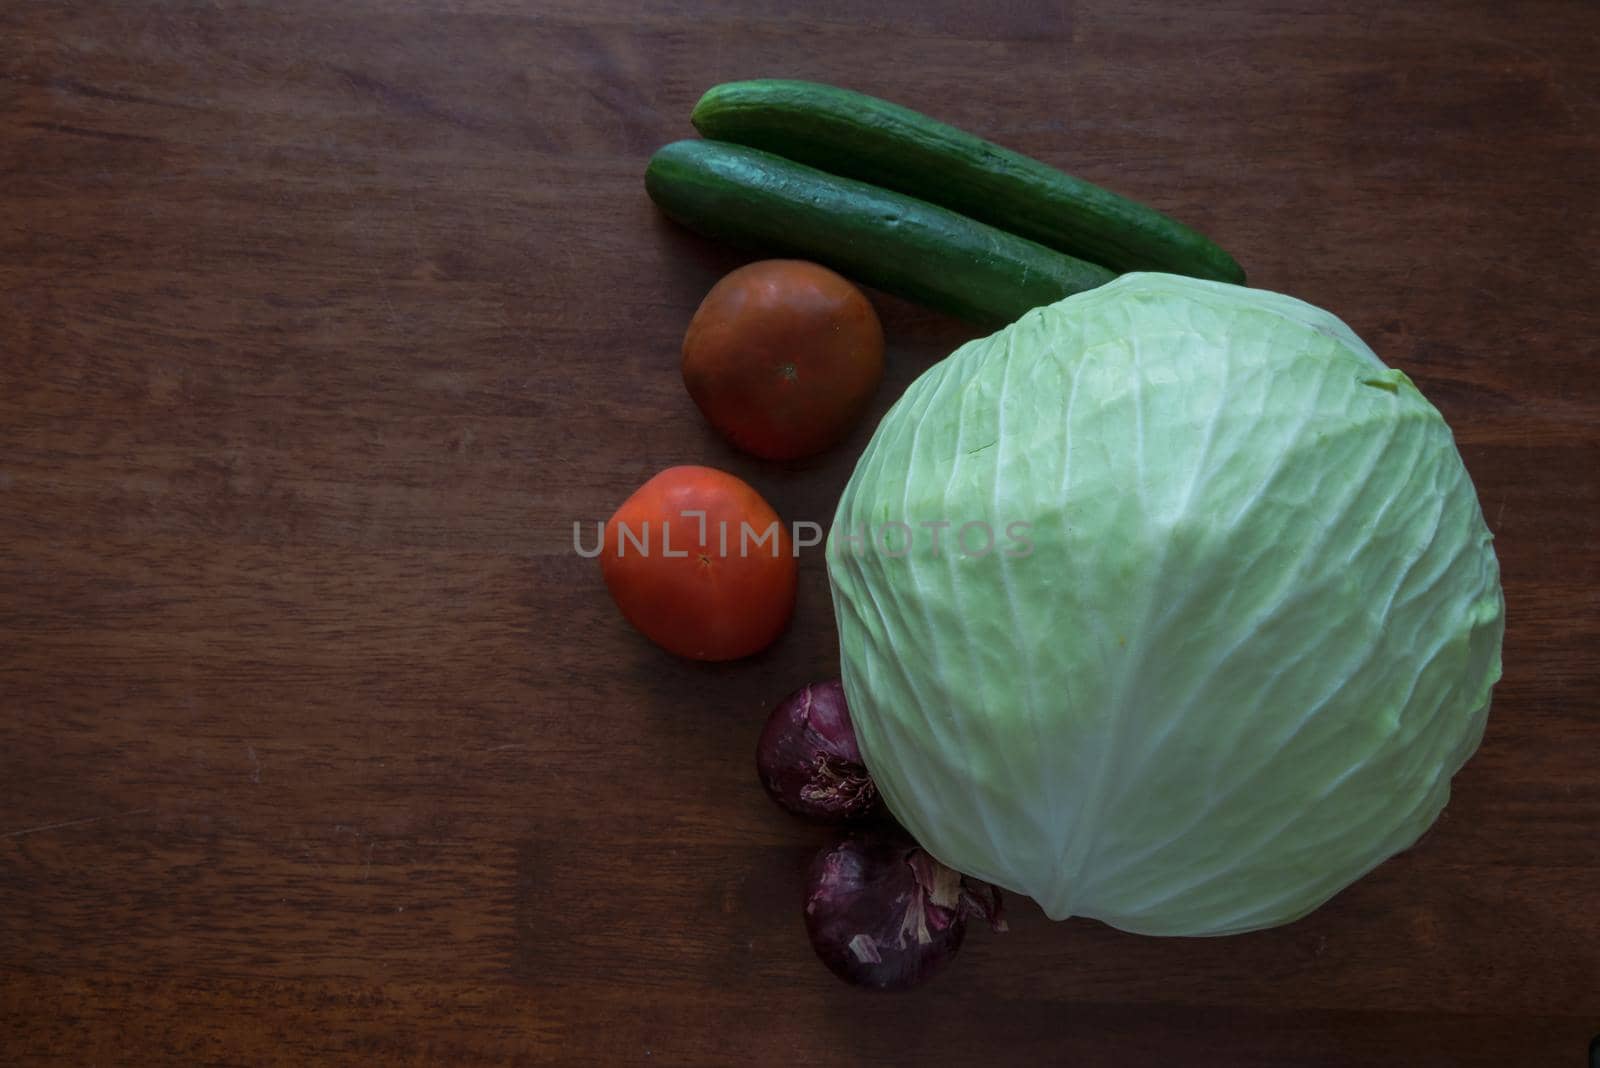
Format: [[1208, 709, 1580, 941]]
[[3, 2, 1597, 1064]]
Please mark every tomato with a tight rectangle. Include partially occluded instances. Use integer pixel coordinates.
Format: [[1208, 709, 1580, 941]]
[[600, 465, 797, 661], [682, 260, 885, 461]]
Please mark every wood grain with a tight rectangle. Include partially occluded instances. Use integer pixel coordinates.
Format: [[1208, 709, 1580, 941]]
[[2, 1, 1597, 1064]]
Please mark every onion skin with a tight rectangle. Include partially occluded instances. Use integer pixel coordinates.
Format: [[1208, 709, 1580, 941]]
[[757, 680, 878, 822], [803, 831, 1006, 990]]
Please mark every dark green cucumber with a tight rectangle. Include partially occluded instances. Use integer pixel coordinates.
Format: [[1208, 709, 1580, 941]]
[[691, 79, 1246, 285], [645, 139, 1115, 326]]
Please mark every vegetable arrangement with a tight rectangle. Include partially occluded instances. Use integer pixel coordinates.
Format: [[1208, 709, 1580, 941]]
[[603, 78, 1503, 987]]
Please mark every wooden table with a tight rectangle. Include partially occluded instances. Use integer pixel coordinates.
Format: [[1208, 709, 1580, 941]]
[[3, 2, 1596, 1064]]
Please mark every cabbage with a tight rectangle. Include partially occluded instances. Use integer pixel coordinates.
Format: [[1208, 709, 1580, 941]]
[[827, 273, 1503, 936]]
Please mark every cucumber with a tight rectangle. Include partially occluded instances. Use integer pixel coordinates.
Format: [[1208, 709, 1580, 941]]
[[645, 139, 1115, 326], [691, 79, 1246, 285]]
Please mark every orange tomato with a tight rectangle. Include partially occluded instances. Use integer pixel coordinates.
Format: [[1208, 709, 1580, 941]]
[[600, 465, 797, 661], [682, 260, 885, 461]]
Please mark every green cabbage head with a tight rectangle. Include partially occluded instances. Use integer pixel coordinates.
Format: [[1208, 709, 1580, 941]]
[[827, 273, 1503, 935]]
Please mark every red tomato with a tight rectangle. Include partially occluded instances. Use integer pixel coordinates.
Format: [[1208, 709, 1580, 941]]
[[682, 260, 885, 461], [600, 465, 797, 660]]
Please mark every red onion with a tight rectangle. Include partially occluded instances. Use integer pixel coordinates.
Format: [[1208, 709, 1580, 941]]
[[757, 679, 878, 822], [803, 831, 1007, 990]]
